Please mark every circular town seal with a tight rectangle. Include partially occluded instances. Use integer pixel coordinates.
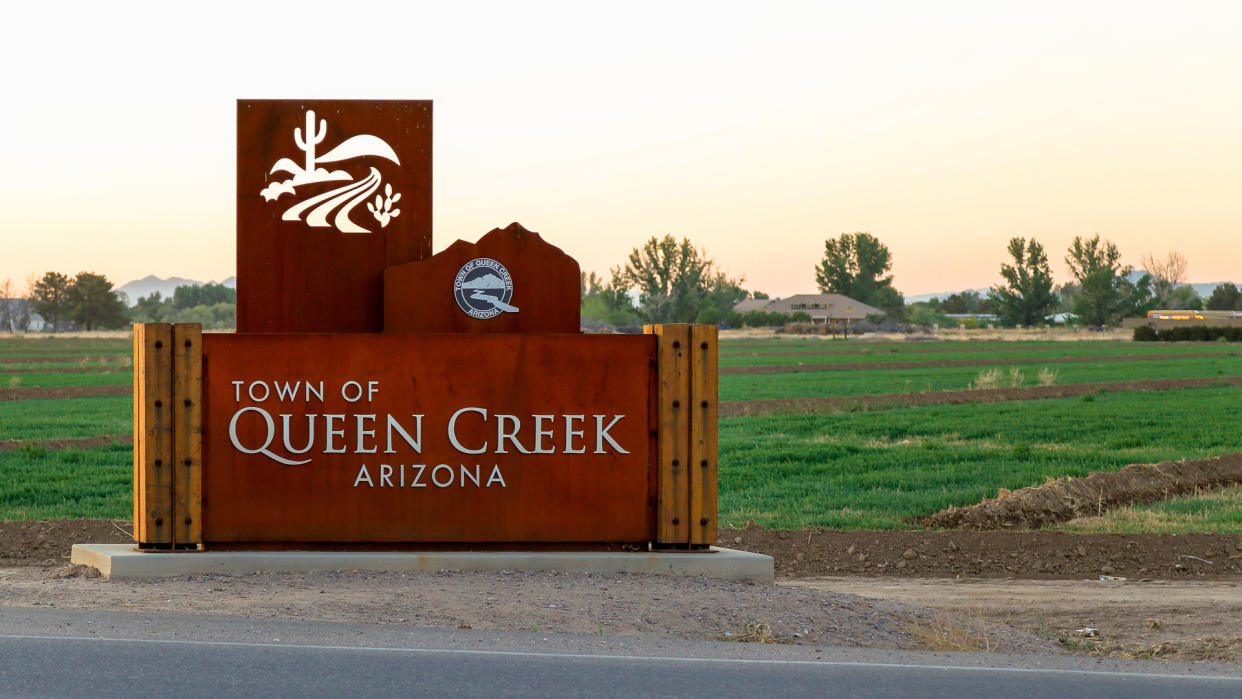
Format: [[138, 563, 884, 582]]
[[453, 258, 518, 319]]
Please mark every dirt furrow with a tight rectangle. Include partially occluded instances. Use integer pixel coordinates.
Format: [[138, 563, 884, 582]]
[[722, 351, 1238, 374], [721, 376, 1242, 416], [0, 385, 131, 401]]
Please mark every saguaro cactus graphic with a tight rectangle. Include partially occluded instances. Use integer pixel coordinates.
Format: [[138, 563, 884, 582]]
[[295, 109, 327, 174]]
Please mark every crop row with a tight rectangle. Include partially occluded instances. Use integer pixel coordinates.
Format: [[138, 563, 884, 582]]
[[719, 355, 1242, 401], [718, 385, 1242, 529], [719, 345, 1233, 368]]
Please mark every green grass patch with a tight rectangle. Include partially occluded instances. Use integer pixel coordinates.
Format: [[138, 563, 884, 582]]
[[721, 356, 1242, 401], [0, 443, 131, 520], [1053, 486, 1242, 534], [0, 397, 132, 440], [0, 370, 132, 389], [718, 386, 1242, 529]]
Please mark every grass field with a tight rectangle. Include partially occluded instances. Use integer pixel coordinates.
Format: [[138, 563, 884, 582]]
[[2, 333, 1241, 530]]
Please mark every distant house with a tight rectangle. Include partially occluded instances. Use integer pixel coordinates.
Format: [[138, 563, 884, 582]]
[[732, 293, 885, 334]]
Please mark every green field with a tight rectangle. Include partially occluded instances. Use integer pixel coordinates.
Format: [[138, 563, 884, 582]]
[[2, 334, 1240, 529]]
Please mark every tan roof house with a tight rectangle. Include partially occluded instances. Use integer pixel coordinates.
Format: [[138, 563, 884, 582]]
[[732, 293, 884, 330]]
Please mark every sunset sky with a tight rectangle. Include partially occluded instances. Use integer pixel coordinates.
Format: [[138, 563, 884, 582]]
[[1, 1, 1237, 299]]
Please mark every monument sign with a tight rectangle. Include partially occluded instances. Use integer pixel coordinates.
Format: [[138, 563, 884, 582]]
[[133, 100, 716, 550]]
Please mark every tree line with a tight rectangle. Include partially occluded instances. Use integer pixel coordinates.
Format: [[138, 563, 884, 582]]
[[0, 272, 236, 332], [581, 232, 1235, 329]]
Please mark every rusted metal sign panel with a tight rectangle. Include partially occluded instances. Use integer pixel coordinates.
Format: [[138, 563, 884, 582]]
[[200, 333, 656, 543], [385, 222, 581, 334], [237, 100, 432, 333]]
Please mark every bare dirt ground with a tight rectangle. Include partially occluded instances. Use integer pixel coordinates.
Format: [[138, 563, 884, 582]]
[[0, 385, 131, 401], [0, 434, 130, 453], [4, 519, 1242, 660]]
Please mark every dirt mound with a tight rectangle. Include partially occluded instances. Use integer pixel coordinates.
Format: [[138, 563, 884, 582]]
[[0, 434, 131, 454], [721, 351, 1235, 375], [722, 376, 1242, 416], [0, 385, 131, 401], [925, 453, 1242, 530]]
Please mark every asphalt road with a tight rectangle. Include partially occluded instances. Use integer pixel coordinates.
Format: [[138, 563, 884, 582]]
[[1, 607, 1239, 697]]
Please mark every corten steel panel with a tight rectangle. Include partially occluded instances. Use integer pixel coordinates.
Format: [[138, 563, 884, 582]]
[[237, 100, 432, 333], [200, 333, 656, 543], [384, 223, 581, 334]]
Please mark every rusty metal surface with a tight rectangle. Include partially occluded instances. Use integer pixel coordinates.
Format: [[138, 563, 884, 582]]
[[384, 223, 580, 334], [236, 100, 432, 333], [200, 333, 656, 543]]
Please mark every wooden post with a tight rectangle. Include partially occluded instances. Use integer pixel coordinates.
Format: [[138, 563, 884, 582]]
[[646, 324, 691, 546], [133, 323, 174, 548], [689, 325, 718, 547], [172, 324, 203, 548]]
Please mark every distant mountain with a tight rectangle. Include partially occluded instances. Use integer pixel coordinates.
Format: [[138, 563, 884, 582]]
[[117, 275, 236, 305]]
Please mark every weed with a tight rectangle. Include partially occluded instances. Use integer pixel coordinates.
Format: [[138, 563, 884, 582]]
[[728, 621, 793, 644], [970, 368, 1002, 390], [1037, 367, 1059, 386], [1007, 367, 1024, 387], [6, 376, 19, 388], [906, 611, 997, 652]]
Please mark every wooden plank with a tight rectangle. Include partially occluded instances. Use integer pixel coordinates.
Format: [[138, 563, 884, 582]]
[[646, 324, 691, 546], [689, 324, 719, 546], [133, 323, 174, 547], [172, 324, 203, 548]]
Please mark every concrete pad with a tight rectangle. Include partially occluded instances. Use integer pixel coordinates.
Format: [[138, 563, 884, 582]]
[[71, 544, 773, 582]]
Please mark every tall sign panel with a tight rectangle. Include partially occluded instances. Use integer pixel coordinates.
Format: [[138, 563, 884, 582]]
[[236, 100, 432, 332]]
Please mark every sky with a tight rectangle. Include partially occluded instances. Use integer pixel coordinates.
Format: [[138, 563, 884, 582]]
[[1, 0, 1238, 298]]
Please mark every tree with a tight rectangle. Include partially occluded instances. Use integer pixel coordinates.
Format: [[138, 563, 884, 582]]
[[989, 237, 1057, 327], [30, 272, 73, 331], [66, 272, 129, 330], [1141, 250, 1188, 308], [1064, 235, 1153, 326], [1205, 283, 1240, 311], [612, 235, 743, 323], [814, 232, 903, 314]]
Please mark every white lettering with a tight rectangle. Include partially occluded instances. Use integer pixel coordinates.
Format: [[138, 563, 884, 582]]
[[280, 413, 317, 454], [353, 464, 373, 487], [274, 380, 300, 402], [248, 381, 270, 402], [232, 380, 244, 402], [533, 415, 555, 454], [496, 414, 531, 454], [324, 414, 346, 453], [448, 407, 488, 454], [431, 464, 454, 487], [410, 463, 427, 487], [486, 465, 506, 487], [385, 414, 423, 453], [306, 381, 325, 402], [355, 414, 377, 453], [594, 414, 628, 454], [564, 415, 585, 454], [379, 463, 394, 487], [341, 381, 363, 402], [460, 464, 480, 487], [367, 381, 380, 401], [228, 406, 311, 465]]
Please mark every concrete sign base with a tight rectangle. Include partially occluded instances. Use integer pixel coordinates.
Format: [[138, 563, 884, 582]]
[[71, 544, 773, 582]]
